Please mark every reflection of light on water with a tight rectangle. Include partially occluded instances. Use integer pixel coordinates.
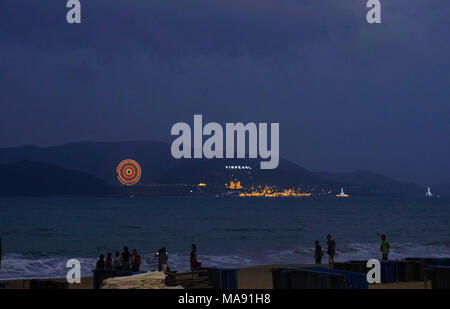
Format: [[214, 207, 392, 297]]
[[239, 186, 311, 197]]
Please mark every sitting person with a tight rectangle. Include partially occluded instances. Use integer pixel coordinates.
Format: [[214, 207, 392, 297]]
[[190, 244, 202, 271]]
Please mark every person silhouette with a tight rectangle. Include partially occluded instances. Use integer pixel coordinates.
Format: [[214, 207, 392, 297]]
[[326, 235, 336, 268], [121, 246, 131, 271], [190, 244, 202, 271], [96, 254, 105, 270], [380, 234, 390, 261], [314, 240, 323, 265]]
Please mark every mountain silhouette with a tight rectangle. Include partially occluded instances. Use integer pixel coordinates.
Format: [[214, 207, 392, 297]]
[[0, 141, 325, 186], [0, 141, 173, 184], [0, 141, 425, 196], [0, 161, 116, 196]]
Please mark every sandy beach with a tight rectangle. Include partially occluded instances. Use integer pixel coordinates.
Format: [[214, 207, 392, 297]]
[[0, 264, 430, 289]]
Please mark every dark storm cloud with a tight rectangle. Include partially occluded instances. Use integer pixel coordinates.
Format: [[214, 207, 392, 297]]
[[0, 0, 449, 184]]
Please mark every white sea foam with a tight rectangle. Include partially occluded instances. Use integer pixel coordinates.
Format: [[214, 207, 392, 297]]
[[2, 242, 450, 280]]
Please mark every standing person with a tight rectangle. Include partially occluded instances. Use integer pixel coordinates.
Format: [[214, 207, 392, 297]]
[[380, 234, 390, 261], [326, 235, 336, 268], [131, 249, 142, 272], [113, 251, 121, 270], [190, 244, 202, 271], [156, 248, 163, 271], [121, 246, 131, 271], [159, 247, 171, 274], [314, 240, 323, 265], [105, 252, 113, 270], [96, 254, 105, 270]]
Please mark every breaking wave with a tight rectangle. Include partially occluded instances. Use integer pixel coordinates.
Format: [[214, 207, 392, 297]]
[[2, 242, 450, 280]]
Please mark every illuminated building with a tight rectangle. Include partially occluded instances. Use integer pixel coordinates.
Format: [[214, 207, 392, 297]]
[[239, 186, 311, 197], [227, 181, 243, 190]]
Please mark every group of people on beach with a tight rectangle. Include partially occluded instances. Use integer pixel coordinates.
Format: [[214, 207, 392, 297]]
[[155, 244, 203, 274], [96, 246, 142, 272], [95, 235, 391, 273], [314, 235, 336, 267], [155, 244, 203, 273], [96, 244, 202, 274], [314, 234, 391, 267]]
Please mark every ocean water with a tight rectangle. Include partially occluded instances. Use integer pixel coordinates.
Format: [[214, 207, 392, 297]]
[[0, 196, 449, 279]]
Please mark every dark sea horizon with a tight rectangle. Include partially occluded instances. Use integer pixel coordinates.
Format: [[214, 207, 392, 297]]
[[1, 196, 449, 279]]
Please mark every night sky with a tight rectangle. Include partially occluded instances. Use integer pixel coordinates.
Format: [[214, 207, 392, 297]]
[[1, 1, 449, 184]]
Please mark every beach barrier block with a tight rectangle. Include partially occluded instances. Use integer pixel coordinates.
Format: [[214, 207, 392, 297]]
[[317, 274, 345, 289], [287, 269, 309, 289], [327, 275, 347, 289], [272, 268, 346, 289], [220, 268, 239, 289], [271, 268, 284, 289], [396, 260, 425, 282], [293, 269, 346, 289], [166, 270, 212, 288], [333, 262, 351, 272], [204, 267, 239, 289], [271, 268, 294, 289], [404, 259, 432, 281], [380, 261, 398, 283], [396, 261, 413, 282], [427, 266, 450, 289], [280, 269, 295, 289], [165, 270, 212, 288], [290, 269, 319, 289], [410, 260, 425, 281], [272, 268, 315, 289], [307, 267, 368, 289]]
